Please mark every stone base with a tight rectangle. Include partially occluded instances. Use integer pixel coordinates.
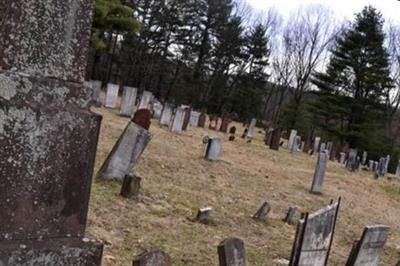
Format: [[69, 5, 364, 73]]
[[0, 237, 103, 266]]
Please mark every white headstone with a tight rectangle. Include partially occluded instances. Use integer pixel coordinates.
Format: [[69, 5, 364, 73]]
[[105, 83, 119, 108], [313, 137, 321, 154], [288, 130, 298, 151], [120, 86, 137, 117], [138, 91, 153, 110], [90, 80, 102, 106], [190, 111, 201, 127], [205, 138, 223, 161], [246, 119, 257, 138], [171, 107, 185, 134], [153, 101, 163, 120], [311, 152, 329, 193], [160, 104, 174, 127], [339, 152, 346, 164]]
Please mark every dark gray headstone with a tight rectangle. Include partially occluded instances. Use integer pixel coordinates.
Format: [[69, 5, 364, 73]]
[[218, 238, 246, 266], [196, 207, 212, 223], [121, 175, 142, 199], [346, 149, 358, 172], [253, 202, 271, 221], [311, 152, 329, 194], [284, 206, 299, 225], [133, 250, 171, 266]]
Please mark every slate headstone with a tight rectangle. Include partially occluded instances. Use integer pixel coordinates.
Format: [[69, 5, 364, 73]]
[[120, 86, 138, 117], [196, 207, 212, 223], [229, 126, 237, 135], [284, 206, 299, 225], [218, 238, 246, 266], [220, 117, 232, 133], [311, 152, 329, 194], [253, 202, 271, 221], [190, 111, 201, 127], [120, 175, 142, 199], [105, 83, 119, 108], [270, 128, 282, 151], [182, 107, 191, 131], [346, 149, 358, 172]]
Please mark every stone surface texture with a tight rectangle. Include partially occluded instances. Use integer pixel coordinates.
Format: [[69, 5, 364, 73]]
[[105, 83, 119, 108], [205, 138, 223, 161], [171, 107, 185, 134], [311, 152, 329, 193], [133, 250, 172, 266], [120, 86, 137, 117], [218, 238, 246, 266]]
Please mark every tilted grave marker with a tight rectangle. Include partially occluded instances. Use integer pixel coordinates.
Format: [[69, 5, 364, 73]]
[[182, 107, 191, 131], [246, 118, 257, 138], [346, 149, 358, 172], [120, 86, 137, 117], [270, 128, 282, 151], [310, 152, 329, 194], [288, 130, 298, 151], [253, 202, 271, 221], [133, 109, 152, 131], [205, 138, 223, 161], [218, 238, 246, 266], [0, 0, 103, 263]]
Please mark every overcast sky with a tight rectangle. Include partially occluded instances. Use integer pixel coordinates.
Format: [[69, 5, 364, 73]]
[[246, 0, 400, 25]]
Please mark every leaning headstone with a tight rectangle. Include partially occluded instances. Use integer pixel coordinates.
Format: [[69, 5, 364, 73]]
[[345, 225, 389, 266], [190, 111, 201, 127], [377, 157, 386, 177], [218, 238, 246, 266], [384, 155, 391, 175], [198, 113, 207, 128], [97, 122, 151, 181], [284, 207, 300, 225], [313, 137, 321, 155], [253, 202, 271, 221], [290, 200, 340, 266], [246, 118, 257, 138], [340, 152, 346, 164], [346, 149, 358, 172], [0, 0, 103, 263], [138, 91, 153, 110], [105, 83, 119, 108], [310, 152, 329, 194], [120, 86, 138, 117], [196, 207, 212, 223], [120, 175, 142, 199], [205, 138, 223, 161], [160, 104, 174, 127], [270, 128, 282, 151], [171, 107, 185, 134], [362, 151, 368, 165], [133, 109, 152, 130], [133, 250, 172, 266], [288, 130, 298, 151], [90, 80, 103, 107]]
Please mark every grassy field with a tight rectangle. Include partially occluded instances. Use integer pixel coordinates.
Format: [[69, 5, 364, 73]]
[[87, 106, 400, 265]]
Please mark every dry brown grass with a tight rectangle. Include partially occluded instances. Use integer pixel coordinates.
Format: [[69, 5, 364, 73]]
[[87, 106, 400, 265]]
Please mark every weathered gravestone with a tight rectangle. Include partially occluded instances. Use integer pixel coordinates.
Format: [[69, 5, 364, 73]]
[[152, 100, 163, 120], [133, 109, 152, 131], [90, 80, 103, 107], [0, 0, 103, 264], [269, 128, 282, 151], [105, 83, 119, 108], [288, 130, 298, 151], [362, 151, 368, 166], [284, 206, 300, 225], [346, 149, 358, 172], [368, 160, 374, 170], [396, 163, 400, 177], [313, 137, 321, 155], [229, 126, 237, 135], [209, 115, 218, 130], [377, 157, 386, 177], [220, 117, 232, 133], [345, 225, 389, 266], [384, 155, 391, 175], [97, 122, 151, 181], [196, 207, 213, 223], [253, 202, 271, 221], [182, 107, 191, 131], [198, 113, 207, 128], [120, 175, 142, 199], [320, 142, 326, 153], [290, 200, 340, 266], [340, 152, 346, 164], [326, 142, 333, 155], [311, 152, 329, 194], [133, 250, 172, 266], [120, 86, 138, 117], [190, 111, 201, 127], [138, 91, 153, 110], [160, 104, 174, 127], [205, 138, 223, 161], [291, 136, 302, 152], [171, 107, 185, 134], [246, 118, 257, 138], [218, 238, 246, 266]]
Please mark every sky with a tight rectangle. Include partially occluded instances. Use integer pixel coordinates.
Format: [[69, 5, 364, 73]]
[[246, 0, 400, 25]]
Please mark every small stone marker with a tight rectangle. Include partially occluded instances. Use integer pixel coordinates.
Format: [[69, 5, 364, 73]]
[[138, 91, 153, 110], [171, 107, 185, 134], [246, 118, 257, 138], [290, 200, 340, 266], [311, 152, 329, 194], [270, 128, 282, 151], [182, 107, 191, 131], [120, 175, 142, 198], [288, 129, 298, 151], [133, 109, 152, 130], [160, 104, 174, 127], [345, 225, 389, 266], [190, 111, 201, 127], [97, 122, 151, 181], [218, 238, 246, 266], [220, 117, 232, 133], [120, 86, 137, 117], [340, 152, 346, 164], [209, 115, 218, 130], [362, 151, 368, 165], [198, 113, 207, 128], [369, 160, 374, 170], [313, 137, 321, 155], [346, 149, 358, 171], [90, 80, 103, 107], [229, 126, 237, 135], [284, 206, 299, 225], [133, 250, 172, 266], [253, 202, 271, 221], [205, 138, 223, 161], [105, 83, 119, 108], [196, 207, 212, 223]]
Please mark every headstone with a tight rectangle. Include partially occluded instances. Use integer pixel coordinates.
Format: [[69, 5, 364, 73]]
[[133, 109, 152, 130], [218, 238, 246, 266], [292, 136, 301, 152], [270, 128, 282, 151], [196, 207, 212, 223], [290, 200, 340, 266], [90, 80, 103, 107], [384, 155, 391, 175], [378, 157, 386, 177], [182, 108, 191, 131], [120, 86, 138, 117], [326, 142, 333, 154], [0, 0, 103, 263], [300, 141, 305, 152], [396, 163, 400, 177], [313, 137, 321, 155], [288, 130, 298, 151], [340, 152, 346, 164], [362, 151, 368, 165], [310, 152, 329, 194], [373, 161, 379, 179], [209, 115, 218, 130], [220, 117, 232, 133], [171, 107, 185, 134], [246, 119, 257, 138], [205, 138, 223, 161], [153, 100, 163, 120], [138, 91, 153, 110], [253, 202, 271, 221], [160, 104, 174, 127], [97, 122, 151, 181], [320, 142, 326, 153], [120, 175, 142, 199], [345, 225, 389, 266], [133, 250, 172, 266], [229, 126, 237, 135], [369, 160, 374, 170], [198, 113, 207, 128], [105, 83, 119, 108], [346, 149, 358, 172], [190, 111, 201, 127], [284, 207, 299, 225]]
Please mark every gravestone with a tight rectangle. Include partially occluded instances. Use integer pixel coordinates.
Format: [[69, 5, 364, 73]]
[[196, 207, 212, 223], [346, 149, 358, 172], [284, 206, 299, 225], [229, 126, 237, 135], [326, 142, 333, 155], [246, 119, 257, 138], [396, 163, 400, 177], [205, 138, 223, 161], [362, 151, 368, 165], [253, 202, 271, 221], [0, 0, 103, 264], [313, 137, 321, 155], [292, 136, 302, 152], [198, 113, 207, 128], [270, 128, 282, 151], [97, 122, 151, 181], [320, 142, 326, 153], [153, 100, 163, 120], [133, 250, 172, 266], [369, 160, 374, 170], [105, 83, 119, 108], [300, 141, 305, 152], [384, 155, 391, 175], [120, 175, 142, 199], [290, 200, 340, 266], [90, 80, 103, 107], [377, 157, 386, 177], [288, 130, 298, 151], [138, 91, 153, 110], [220, 117, 232, 133], [133, 109, 152, 130], [171, 107, 185, 134], [160, 104, 174, 127], [218, 238, 246, 266], [120, 86, 138, 117], [311, 152, 329, 194], [345, 225, 389, 266], [190, 111, 201, 127], [373, 161, 379, 179], [340, 152, 346, 164], [182, 107, 191, 131], [209, 115, 218, 130]]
